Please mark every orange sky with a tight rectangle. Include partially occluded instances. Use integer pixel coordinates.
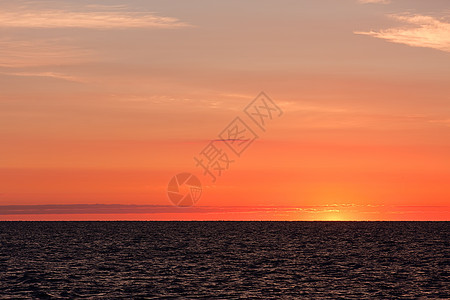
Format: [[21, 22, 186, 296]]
[[1, 0, 449, 220]]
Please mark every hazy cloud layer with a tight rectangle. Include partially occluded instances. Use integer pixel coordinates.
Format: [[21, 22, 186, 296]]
[[357, 0, 390, 4], [0, 204, 446, 216]]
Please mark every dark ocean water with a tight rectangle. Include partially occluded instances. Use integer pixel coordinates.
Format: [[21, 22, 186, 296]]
[[0, 221, 448, 299]]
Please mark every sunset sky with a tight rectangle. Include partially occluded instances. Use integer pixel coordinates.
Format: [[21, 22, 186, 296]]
[[1, 0, 449, 220]]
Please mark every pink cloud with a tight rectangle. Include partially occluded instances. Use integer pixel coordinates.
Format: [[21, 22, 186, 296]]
[[355, 14, 450, 53]]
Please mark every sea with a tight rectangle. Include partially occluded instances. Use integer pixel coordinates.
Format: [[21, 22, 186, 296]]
[[0, 221, 448, 299]]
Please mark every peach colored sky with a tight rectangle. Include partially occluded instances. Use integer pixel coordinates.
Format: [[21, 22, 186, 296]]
[[1, 0, 449, 220]]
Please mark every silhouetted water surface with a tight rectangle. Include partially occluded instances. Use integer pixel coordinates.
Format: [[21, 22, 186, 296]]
[[0, 221, 448, 298]]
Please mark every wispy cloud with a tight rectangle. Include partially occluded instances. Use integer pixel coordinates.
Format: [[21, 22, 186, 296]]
[[277, 101, 349, 113], [357, 0, 390, 4], [0, 9, 191, 29], [428, 119, 450, 126], [355, 14, 450, 53], [1, 71, 84, 82], [0, 38, 92, 67]]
